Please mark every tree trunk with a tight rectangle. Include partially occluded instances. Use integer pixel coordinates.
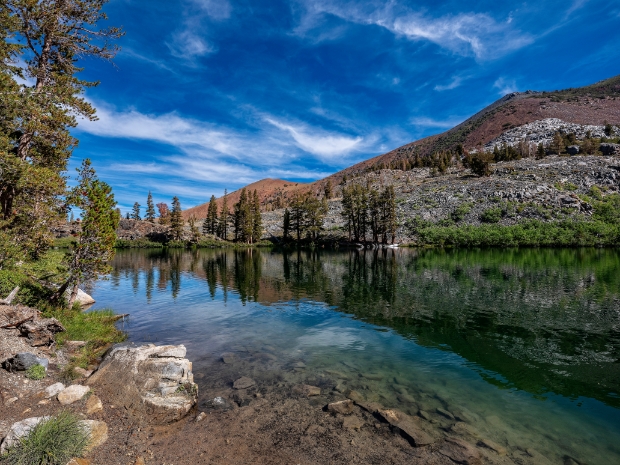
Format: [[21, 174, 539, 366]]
[[68, 279, 80, 307]]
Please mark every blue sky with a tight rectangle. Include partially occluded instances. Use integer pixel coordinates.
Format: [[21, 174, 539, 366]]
[[70, 0, 620, 213]]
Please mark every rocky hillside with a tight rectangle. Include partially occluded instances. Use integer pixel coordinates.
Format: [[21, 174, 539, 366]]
[[184, 74, 620, 216], [261, 154, 620, 242]]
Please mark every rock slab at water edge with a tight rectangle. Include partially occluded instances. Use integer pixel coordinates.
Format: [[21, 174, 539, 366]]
[[376, 408, 435, 447], [87, 343, 197, 424], [328, 399, 354, 415], [6, 352, 48, 371], [233, 377, 256, 389]]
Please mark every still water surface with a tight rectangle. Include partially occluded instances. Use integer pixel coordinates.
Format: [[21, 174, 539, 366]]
[[90, 248, 620, 464]]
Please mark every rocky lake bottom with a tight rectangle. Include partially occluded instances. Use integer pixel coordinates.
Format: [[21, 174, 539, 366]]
[[87, 247, 620, 464]]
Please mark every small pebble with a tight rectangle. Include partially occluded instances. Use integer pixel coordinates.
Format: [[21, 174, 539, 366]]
[[6, 397, 18, 404]]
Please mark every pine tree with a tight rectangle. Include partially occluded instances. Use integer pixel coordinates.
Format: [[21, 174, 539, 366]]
[[1, 1, 122, 259], [170, 196, 183, 240], [290, 193, 305, 241], [145, 192, 156, 222], [131, 202, 141, 220], [188, 215, 200, 243], [283, 208, 291, 240], [536, 143, 546, 159], [204, 195, 218, 235], [324, 180, 333, 199], [234, 188, 253, 243], [219, 190, 229, 240], [252, 190, 262, 244], [55, 159, 120, 306]]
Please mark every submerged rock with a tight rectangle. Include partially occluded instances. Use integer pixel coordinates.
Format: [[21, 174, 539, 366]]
[[233, 377, 256, 390], [87, 343, 197, 424], [438, 437, 481, 465], [376, 408, 435, 447], [292, 384, 321, 397]]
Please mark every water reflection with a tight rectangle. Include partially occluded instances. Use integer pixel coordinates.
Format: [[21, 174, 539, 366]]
[[108, 247, 620, 408]]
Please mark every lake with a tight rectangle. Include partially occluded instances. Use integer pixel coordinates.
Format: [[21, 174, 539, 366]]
[[89, 247, 620, 464]]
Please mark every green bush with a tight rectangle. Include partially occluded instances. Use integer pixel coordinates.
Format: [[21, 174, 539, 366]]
[[451, 203, 473, 222], [480, 207, 503, 223], [0, 411, 89, 465], [25, 364, 46, 380]]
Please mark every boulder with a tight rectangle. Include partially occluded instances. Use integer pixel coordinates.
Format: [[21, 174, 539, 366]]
[[79, 420, 108, 451], [600, 143, 620, 156], [74, 289, 96, 307], [18, 318, 64, 346], [57, 385, 90, 405], [85, 395, 103, 414], [0, 416, 49, 454], [327, 399, 354, 415], [4, 352, 48, 371], [567, 145, 580, 155], [87, 343, 197, 424], [43, 382, 66, 398]]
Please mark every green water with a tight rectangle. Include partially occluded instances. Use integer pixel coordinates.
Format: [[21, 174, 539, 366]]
[[92, 247, 620, 464]]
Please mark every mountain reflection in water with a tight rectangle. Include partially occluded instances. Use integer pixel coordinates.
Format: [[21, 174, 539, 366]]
[[107, 247, 620, 408]]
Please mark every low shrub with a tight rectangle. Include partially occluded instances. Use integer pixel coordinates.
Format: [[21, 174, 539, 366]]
[[480, 207, 503, 223], [0, 411, 89, 465], [25, 364, 46, 380]]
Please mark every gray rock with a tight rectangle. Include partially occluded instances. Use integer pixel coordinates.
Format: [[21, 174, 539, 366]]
[[43, 382, 65, 398], [0, 417, 49, 454], [8, 352, 48, 371], [600, 143, 620, 156], [233, 376, 256, 390], [477, 438, 507, 456], [567, 145, 580, 155], [87, 343, 197, 424]]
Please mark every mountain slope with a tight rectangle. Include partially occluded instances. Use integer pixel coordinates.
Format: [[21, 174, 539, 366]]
[[185, 75, 620, 218], [183, 178, 308, 220]]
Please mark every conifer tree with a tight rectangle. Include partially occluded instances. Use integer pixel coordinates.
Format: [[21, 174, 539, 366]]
[[1, 1, 122, 258], [203, 195, 218, 235], [282, 208, 291, 240], [56, 159, 119, 306], [290, 193, 305, 241], [131, 202, 141, 220], [219, 190, 229, 240], [145, 192, 156, 222], [170, 196, 183, 240], [536, 143, 546, 159], [324, 180, 333, 199], [252, 190, 262, 243]]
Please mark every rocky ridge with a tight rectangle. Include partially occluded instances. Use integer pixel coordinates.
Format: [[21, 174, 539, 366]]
[[483, 118, 616, 151]]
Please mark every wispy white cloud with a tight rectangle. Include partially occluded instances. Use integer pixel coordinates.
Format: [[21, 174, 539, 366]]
[[294, 1, 533, 60], [493, 77, 519, 96], [167, 30, 217, 59], [190, 0, 232, 20], [434, 75, 464, 92], [265, 118, 363, 159], [409, 116, 464, 129]]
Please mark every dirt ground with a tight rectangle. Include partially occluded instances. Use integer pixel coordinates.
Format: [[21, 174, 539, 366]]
[[1, 351, 533, 465]]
